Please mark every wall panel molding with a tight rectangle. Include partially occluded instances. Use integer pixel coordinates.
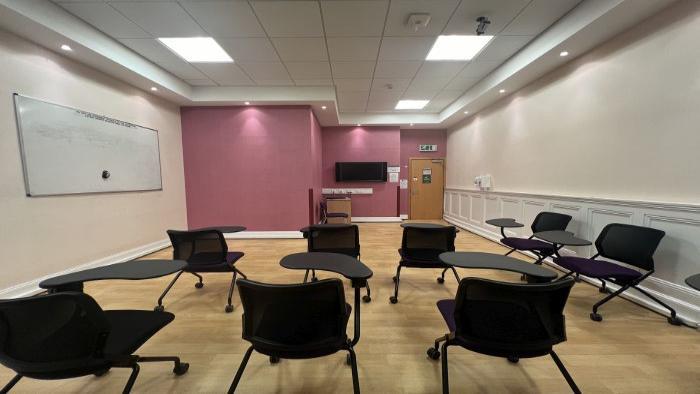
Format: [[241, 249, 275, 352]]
[[444, 188, 700, 327]]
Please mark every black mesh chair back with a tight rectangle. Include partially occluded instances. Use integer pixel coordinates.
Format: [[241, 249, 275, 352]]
[[531, 212, 572, 234], [167, 229, 227, 265], [307, 224, 360, 258], [453, 278, 574, 357], [0, 292, 109, 375], [594, 223, 665, 271], [237, 279, 349, 356], [401, 225, 457, 261]]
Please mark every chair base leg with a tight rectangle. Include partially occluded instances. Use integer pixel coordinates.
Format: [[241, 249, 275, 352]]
[[1, 374, 22, 393], [427, 335, 448, 360], [155, 271, 184, 312], [226, 270, 238, 313], [138, 356, 189, 375], [192, 272, 204, 289], [633, 285, 682, 325], [347, 347, 360, 394], [550, 350, 581, 394], [389, 265, 401, 304], [441, 341, 449, 394], [228, 346, 254, 394], [362, 283, 371, 303], [122, 364, 140, 394], [437, 268, 447, 284]]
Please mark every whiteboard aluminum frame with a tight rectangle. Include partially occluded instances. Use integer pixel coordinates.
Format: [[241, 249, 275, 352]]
[[13, 93, 164, 197]]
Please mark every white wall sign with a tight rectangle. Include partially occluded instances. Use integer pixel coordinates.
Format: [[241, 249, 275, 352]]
[[389, 172, 399, 183], [387, 166, 400, 173], [400, 179, 408, 189], [419, 144, 437, 152]]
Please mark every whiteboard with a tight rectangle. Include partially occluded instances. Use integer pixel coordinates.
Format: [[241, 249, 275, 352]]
[[13, 94, 162, 196]]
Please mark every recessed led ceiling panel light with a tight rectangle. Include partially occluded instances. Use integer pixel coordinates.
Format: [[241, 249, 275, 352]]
[[158, 37, 233, 63], [395, 100, 429, 110], [426, 35, 493, 61]]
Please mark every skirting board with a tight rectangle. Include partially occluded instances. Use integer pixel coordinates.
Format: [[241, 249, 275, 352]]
[[0, 238, 171, 299], [224, 231, 303, 239], [444, 215, 700, 328], [400, 214, 408, 219], [352, 217, 402, 223]]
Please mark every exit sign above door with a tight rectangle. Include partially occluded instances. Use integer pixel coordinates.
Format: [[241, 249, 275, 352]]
[[418, 144, 437, 152]]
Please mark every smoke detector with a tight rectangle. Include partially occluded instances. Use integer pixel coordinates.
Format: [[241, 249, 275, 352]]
[[407, 13, 431, 32]]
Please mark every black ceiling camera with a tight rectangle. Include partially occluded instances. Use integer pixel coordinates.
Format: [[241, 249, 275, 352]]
[[476, 16, 491, 36], [102, 170, 110, 180]]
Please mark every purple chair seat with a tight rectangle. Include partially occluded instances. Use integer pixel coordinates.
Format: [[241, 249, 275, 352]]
[[437, 299, 457, 332], [501, 237, 555, 252], [554, 256, 642, 281]]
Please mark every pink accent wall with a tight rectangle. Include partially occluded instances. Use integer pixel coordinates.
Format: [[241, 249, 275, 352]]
[[181, 106, 318, 231], [400, 129, 447, 215], [321, 126, 401, 217]]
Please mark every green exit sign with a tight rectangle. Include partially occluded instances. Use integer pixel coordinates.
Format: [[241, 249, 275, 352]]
[[419, 144, 437, 152]]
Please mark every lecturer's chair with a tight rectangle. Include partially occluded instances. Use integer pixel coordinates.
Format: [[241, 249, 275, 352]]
[[227, 279, 359, 394], [427, 278, 579, 394], [390, 225, 458, 304], [303, 224, 371, 302], [160, 229, 246, 313], [554, 223, 680, 325], [493, 212, 572, 264], [0, 292, 188, 393]]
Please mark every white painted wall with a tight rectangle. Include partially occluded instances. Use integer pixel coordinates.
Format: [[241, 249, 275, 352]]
[[0, 30, 187, 295], [446, 1, 700, 204]]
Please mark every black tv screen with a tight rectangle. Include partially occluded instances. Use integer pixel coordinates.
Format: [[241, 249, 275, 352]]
[[335, 162, 387, 182]]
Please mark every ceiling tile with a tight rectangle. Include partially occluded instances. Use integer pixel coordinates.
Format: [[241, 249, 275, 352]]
[[272, 38, 327, 62], [444, 74, 480, 91], [424, 89, 463, 111], [370, 78, 411, 95], [374, 61, 422, 79], [61, 2, 149, 39], [195, 63, 255, 86], [411, 62, 466, 90], [336, 90, 369, 112], [180, 1, 266, 38], [367, 89, 404, 112], [331, 62, 375, 79], [255, 79, 295, 86], [251, 1, 323, 37], [443, 0, 530, 35], [334, 79, 372, 92], [237, 62, 291, 82], [119, 38, 182, 63], [285, 62, 332, 79], [155, 59, 207, 80], [501, 0, 582, 36], [476, 36, 532, 62], [402, 86, 440, 101], [327, 37, 381, 62], [186, 79, 218, 87], [378, 37, 435, 61], [321, 0, 388, 37], [294, 79, 334, 86], [384, 0, 460, 36], [217, 38, 279, 62], [109, 2, 205, 37], [459, 60, 502, 80]]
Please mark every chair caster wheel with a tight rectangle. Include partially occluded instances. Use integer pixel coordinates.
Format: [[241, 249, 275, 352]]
[[598, 287, 607, 293], [520, 274, 527, 281], [311, 277, 319, 282], [94, 368, 110, 377], [668, 316, 682, 326], [392, 276, 397, 283], [436, 277, 445, 284], [507, 356, 519, 363], [195, 282, 204, 289], [427, 347, 440, 360], [346, 354, 352, 365], [590, 312, 603, 322], [575, 276, 582, 283], [269, 356, 280, 364], [362, 295, 371, 303], [154, 305, 165, 312], [389, 296, 398, 304], [225, 305, 234, 313], [173, 363, 189, 375]]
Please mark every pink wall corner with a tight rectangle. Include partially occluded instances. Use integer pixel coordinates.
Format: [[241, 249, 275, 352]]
[[181, 106, 316, 231], [310, 111, 323, 224], [322, 126, 401, 217], [399, 129, 447, 215]]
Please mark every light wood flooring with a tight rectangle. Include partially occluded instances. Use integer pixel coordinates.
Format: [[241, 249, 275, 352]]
[[1, 222, 698, 393]]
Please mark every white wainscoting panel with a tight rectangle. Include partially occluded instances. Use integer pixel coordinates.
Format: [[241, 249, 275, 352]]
[[443, 187, 700, 327]]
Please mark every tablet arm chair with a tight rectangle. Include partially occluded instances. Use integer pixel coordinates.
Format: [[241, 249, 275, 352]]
[[0, 292, 188, 393], [554, 223, 680, 325], [161, 229, 246, 313], [228, 279, 359, 394], [304, 224, 371, 303], [427, 278, 579, 394], [494, 212, 572, 264], [320, 201, 349, 224], [390, 225, 458, 304]]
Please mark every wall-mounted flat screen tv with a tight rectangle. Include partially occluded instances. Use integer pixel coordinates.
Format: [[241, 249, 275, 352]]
[[335, 162, 387, 182]]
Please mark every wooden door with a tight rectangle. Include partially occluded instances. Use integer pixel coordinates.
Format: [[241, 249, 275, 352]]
[[409, 158, 445, 220]]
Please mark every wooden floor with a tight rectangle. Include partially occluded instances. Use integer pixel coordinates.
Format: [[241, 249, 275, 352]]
[[2, 222, 698, 393]]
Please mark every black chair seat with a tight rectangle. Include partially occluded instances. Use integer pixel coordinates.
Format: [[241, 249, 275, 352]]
[[398, 248, 449, 268], [185, 252, 245, 272], [555, 256, 642, 281], [501, 237, 555, 252], [103, 310, 175, 356]]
